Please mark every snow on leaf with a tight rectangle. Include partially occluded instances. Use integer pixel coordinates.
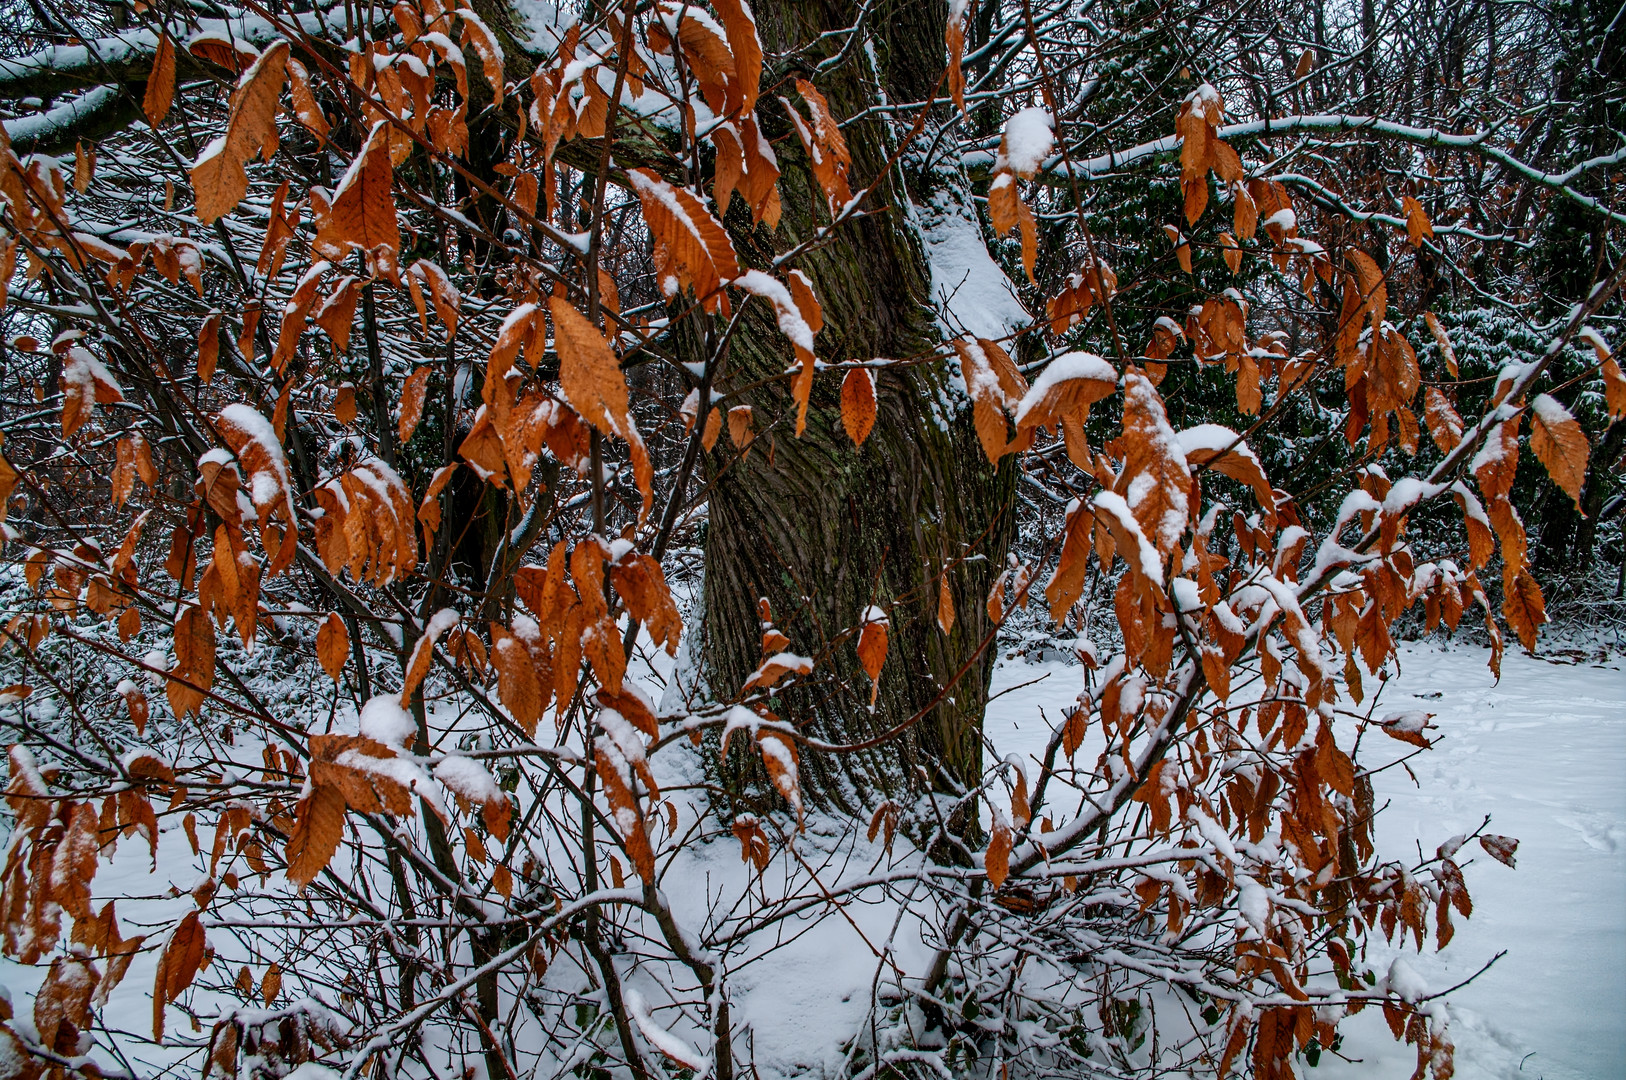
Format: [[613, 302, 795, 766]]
[[742, 651, 813, 692], [457, 8, 504, 102], [758, 730, 802, 828], [1471, 415, 1521, 502], [215, 403, 296, 532], [594, 735, 654, 883], [189, 41, 288, 223], [985, 809, 1012, 890], [1479, 833, 1519, 868], [626, 168, 739, 313], [312, 120, 399, 259], [59, 346, 123, 437], [1177, 424, 1275, 518], [433, 755, 503, 809], [1014, 351, 1117, 433], [399, 607, 459, 707], [1119, 371, 1190, 564], [1386, 957, 1428, 1003]]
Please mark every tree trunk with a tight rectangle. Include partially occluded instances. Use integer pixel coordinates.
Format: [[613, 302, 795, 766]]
[[688, 1, 1018, 825]]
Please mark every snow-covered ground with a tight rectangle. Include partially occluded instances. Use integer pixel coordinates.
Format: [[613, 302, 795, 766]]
[[1, 638, 1617, 1079], [984, 639, 1626, 1080]]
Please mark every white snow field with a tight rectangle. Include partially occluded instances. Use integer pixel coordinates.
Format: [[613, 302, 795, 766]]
[[0, 639, 1617, 1080], [981, 640, 1626, 1080]]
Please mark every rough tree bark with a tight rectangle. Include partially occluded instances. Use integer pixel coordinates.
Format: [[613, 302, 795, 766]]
[[687, 1, 1019, 825]]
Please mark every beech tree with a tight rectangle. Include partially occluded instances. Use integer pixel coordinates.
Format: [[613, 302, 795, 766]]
[[0, 0, 1620, 1077]]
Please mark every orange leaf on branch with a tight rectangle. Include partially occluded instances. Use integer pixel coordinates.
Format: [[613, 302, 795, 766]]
[[954, 337, 1030, 464], [626, 168, 739, 313], [143, 34, 176, 127], [841, 367, 877, 446], [1046, 259, 1117, 335], [1044, 498, 1095, 624], [608, 549, 682, 656], [190, 41, 289, 224], [985, 810, 1012, 890], [712, 0, 763, 114], [287, 57, 330, 142], [1175, 82, 1223, 224], [1402, 195, 1433, 246], [491, 624, 544, 737], [758, 731, 803, 829], [312, 120, 400, 264], [1013, 350, 1117, 441], [1176, 424, 1276, 524], [1501, 570, 1547, 651], [549, 295, 653, 517], [855, 607, 888, 704], [151, 911, 205, 1039], [457, 8, 505, 103], [1528, 393, 1588, 506], [732, 269, 823, 435], [783, 78, 852, 214], [1479, 834, 1519, 867], [284, 781, 346, 889], [316, 613, 348, 683], [397, 366, 431, 444], [594, 738, 655, 883]]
